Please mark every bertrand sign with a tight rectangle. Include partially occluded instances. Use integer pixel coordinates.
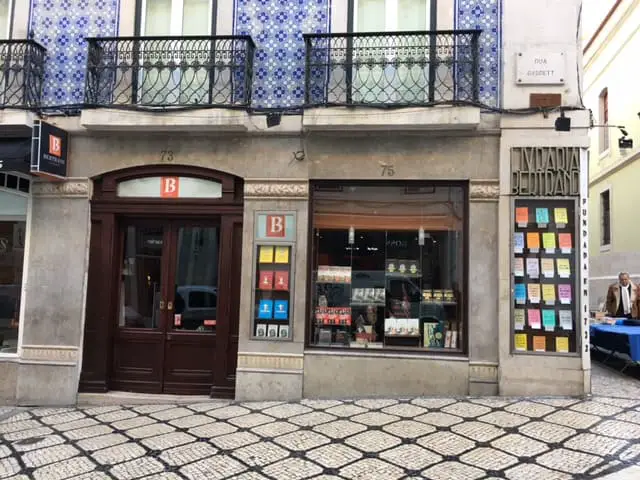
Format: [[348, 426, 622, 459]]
[[31, 120, 68, 179], [511, 147, 580, 197], [516, 51, 565, 85]]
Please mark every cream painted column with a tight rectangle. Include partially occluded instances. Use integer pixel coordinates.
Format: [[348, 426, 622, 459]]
[[16, 179, 91, 406], [235, 179, 309, 401], [468, 179, 500, 396]]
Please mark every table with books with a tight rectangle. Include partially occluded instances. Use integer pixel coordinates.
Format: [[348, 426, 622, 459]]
[[590, 323, 640, 372]]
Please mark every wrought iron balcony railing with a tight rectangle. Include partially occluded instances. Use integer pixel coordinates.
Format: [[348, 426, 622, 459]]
[[304, 30, 481, 107], [0, 40, 46, 109], [85, 36, 255, 108]]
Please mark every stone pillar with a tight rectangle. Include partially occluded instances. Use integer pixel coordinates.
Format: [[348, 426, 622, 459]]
[[235, 179, 309, 401], [468, 179, 500, 395], [16, 179, 91, 406]]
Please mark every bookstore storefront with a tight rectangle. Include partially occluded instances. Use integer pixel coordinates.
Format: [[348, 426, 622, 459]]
[[308, 181, 467, 352]]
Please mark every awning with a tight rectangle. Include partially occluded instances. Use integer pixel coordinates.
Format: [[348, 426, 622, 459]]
[[0, 138, 31, 175]]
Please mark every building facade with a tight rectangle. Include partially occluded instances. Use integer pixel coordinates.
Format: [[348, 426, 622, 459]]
[[0, 0, 591, 405], [583, 0, 640, 309]]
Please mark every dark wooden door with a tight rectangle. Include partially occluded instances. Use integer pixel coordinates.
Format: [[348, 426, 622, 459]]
[[111, 219, 228, 395]]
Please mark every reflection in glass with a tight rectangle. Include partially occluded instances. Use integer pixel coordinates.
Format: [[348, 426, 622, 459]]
[[120, 226, 164, 329], [311, 184, 465, 351], [0, 221, 25, 353], [173, 227, 219, 332]]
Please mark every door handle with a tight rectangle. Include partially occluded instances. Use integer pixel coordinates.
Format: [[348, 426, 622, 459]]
[[167, 301, 174, 311], [159, 300, 166, 311]]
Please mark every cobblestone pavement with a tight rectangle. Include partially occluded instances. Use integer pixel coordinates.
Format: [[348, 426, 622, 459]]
[[1, 365, 639, 480]]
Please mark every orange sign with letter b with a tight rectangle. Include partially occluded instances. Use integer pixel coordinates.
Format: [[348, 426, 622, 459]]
[[160, 177, 180, 198]]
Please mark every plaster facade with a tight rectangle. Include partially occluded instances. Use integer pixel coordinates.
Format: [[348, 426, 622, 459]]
[[584, 0, 640, 309]]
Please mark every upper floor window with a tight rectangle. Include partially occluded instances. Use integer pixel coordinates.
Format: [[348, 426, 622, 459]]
[[0, 0, 11, 40], [354, 0, 435, 32], [600, 189, 611, 247], [599, 88, 609, 153], [139, 0, 214, 36]]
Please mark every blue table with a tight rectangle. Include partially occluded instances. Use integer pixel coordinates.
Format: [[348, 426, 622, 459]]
[[590, 324, 640, 372]]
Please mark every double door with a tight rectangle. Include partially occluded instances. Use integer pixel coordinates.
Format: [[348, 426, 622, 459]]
[[112, 218, 236, 395]]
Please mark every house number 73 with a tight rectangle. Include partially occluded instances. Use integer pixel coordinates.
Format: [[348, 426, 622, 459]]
[[160, 150, 174, 162]]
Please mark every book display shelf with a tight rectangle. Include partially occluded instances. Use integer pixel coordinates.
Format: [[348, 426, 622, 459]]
[[253, 244, 294, 340], [512, 199, 578, 354], [312, 231, 463, 351]]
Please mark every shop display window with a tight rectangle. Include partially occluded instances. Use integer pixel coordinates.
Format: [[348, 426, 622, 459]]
[[0, 221, 26, 354], [309, 183, 466, 352], [512, 199, 578, 354]]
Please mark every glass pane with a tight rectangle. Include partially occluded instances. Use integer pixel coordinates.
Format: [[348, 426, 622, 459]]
[[0, 0, 9, 40], [356, 0, 385, 32], [398, 0, 428, 31], [0, 221, 25, 353], [119, 225, 164, 329], [172, 226, 219, 332], [312, 185, 465, 351], [144, 0, 171, 35], [182, 0, 210, 35]]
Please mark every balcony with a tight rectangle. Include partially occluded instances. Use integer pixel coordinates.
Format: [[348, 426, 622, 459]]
[[303, 30, 482, 131], [0, 40, 46, 133], [82, 36, 255, 132]]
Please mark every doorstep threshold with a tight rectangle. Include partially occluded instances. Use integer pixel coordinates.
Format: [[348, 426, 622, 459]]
[[77, 391, 221, 407]]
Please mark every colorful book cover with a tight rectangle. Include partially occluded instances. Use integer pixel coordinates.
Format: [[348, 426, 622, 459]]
[[527, 232, 540, 251], [274, 246, 290, 264], [516, 207, 529, 225], [558, 233, 572, 252], [515, 284, 526, 304], [542, 284, 556, 304], [259, 246, 274, 263], [258, 271, 274, 290], [528, 309, 542, 329], [536, 208, 550, 225], [257, 300, 273, 319], [513, 257, 524, 277], [526, 258, 539, 278], [273, 300, 289, 320], [274, 271, 289, 291], [555, 337, 569, 353], [558, 284, 572, 304], [533, 335, 546, 352], [541, 258, 555, 278], [559, 310, 573, 330], [542, 232, 557, 251], [515, 333, 528, 351], [554, 208, 569, 225], [514, 232, 525, 253], [528, 284, 541, 303], [557, 259, 571, 278], [514, 309, 526, 330], [542, 309, 556, 331]]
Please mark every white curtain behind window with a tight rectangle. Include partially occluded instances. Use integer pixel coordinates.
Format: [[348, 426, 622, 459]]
[[0, 0, 10, 40], [353, 0, 430, 104], [182, 0, 209, 35], [144, 0, 171, 35], [140, 0, 212, 105]]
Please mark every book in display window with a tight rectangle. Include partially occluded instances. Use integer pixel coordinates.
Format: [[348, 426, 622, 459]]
[[512, 199, 577, 354], [253, 244, 293, 340], [310, 183, 466, 352]]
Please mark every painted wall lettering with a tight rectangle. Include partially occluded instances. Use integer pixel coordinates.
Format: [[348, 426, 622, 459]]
[[511, 147, 581, 196]]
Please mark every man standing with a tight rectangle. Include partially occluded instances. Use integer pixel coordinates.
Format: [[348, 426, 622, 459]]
[[606, 272, 638, 318]]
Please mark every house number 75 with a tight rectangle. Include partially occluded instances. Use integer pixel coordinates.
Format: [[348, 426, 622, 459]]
[[381, 164, 395, 176]]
